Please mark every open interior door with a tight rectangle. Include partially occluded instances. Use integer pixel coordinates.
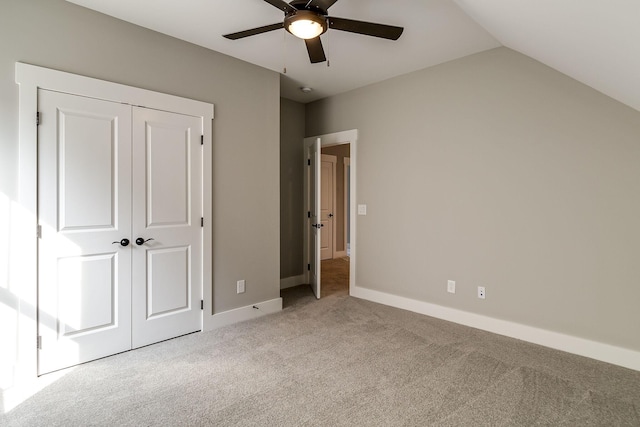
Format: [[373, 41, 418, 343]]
[[309, 138, 321, 298]]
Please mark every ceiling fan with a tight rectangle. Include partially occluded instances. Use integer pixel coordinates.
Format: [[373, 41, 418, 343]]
[[223, 0, 404, 64]]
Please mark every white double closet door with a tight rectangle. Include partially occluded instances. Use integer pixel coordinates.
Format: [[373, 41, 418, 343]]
[[38, 89, 203, 375]]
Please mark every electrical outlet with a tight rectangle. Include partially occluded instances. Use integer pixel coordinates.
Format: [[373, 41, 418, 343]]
[[477, 286, 485, 299], [237, 279, 245, 294], [447, 280, 456, 294]]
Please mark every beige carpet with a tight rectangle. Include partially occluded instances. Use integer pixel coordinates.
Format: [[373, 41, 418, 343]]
[[2, 282, 639, 426]]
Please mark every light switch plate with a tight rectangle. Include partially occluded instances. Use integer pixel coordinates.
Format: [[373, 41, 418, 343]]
[[447, 280, 456, 294], [357, 204, 367, 215]]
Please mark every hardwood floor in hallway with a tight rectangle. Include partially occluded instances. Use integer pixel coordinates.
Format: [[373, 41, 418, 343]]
[[281, 257, 349, 309], [321, 257, 349, 298]]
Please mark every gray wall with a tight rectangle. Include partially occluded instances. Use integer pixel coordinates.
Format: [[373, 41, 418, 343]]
[[306, 47, 640, 352], [0, 0, 280, 388], [280, 99, 305, 279]]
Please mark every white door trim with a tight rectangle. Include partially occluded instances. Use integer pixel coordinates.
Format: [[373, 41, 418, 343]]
[[15, 63, 213, 382], [303, 130, 357, 297], [343, 157, 351, 258]]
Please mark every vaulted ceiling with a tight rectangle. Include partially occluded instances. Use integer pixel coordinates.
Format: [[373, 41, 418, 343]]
[[67, 0, 640, 111]]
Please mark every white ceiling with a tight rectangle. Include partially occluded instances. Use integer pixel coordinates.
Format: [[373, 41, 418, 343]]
[[67, 0, 640, 111]]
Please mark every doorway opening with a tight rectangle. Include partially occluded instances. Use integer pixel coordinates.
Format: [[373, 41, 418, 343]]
[[303, 129, 357, 300], [320, 145, 350, 298]]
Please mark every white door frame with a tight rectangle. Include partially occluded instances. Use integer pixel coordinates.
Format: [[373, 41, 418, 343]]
[[343, 157, 351, 257], [303, 130, 358, 297], [15, 63, 213, 383]]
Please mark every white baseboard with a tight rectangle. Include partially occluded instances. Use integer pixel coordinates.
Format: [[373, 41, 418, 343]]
[[351, 285, 640, 372], [280, 274, 306, 290], [204, 298, 282, 330]]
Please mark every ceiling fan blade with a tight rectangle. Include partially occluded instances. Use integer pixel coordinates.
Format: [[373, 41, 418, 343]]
[[305, 37, 326, 63], [306, 0, 339, 11], [328, 17, 403, 40], [223, 23, 284, 40], [263, 0, 298, 14]]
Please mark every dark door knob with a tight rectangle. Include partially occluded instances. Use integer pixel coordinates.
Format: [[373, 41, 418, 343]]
[[112, 238, 130, 247], [135, 237, 155, 246], [328, 213, 334, 218]]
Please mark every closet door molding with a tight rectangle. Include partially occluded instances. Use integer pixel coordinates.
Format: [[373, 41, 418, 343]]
[[16, 62, 213, 381]]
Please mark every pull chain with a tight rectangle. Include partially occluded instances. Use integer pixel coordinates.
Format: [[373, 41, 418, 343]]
[[283, 30, 287, 74], [326, 28, 330, 67]]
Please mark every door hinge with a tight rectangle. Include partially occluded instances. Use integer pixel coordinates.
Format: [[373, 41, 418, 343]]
[[36, 112, 41, 126], [201, 300, 204, 310], [37, 224, 42, 239], [201, 135, 204, 145], [37, 335, 42, 350], [307, 263, 311, 271], [307, 211, 311, 218], [201, 217, 204, 227], [307, 159, 311, 166]]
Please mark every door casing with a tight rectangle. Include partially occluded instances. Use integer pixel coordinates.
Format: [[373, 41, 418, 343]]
[[343, 157, 351, 257]]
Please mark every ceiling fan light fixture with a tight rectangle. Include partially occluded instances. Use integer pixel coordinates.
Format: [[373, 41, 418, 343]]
[[285, 11, 327, 40]]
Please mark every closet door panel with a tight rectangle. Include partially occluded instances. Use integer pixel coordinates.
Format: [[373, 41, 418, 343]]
[[146, 246, 190, 317], [37, 90, 132, 375], [146, 122, 190, 227], [131, 107, 203, 348]]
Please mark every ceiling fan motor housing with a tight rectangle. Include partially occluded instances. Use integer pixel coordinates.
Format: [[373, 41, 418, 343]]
[[285, 10, 328, 39]]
